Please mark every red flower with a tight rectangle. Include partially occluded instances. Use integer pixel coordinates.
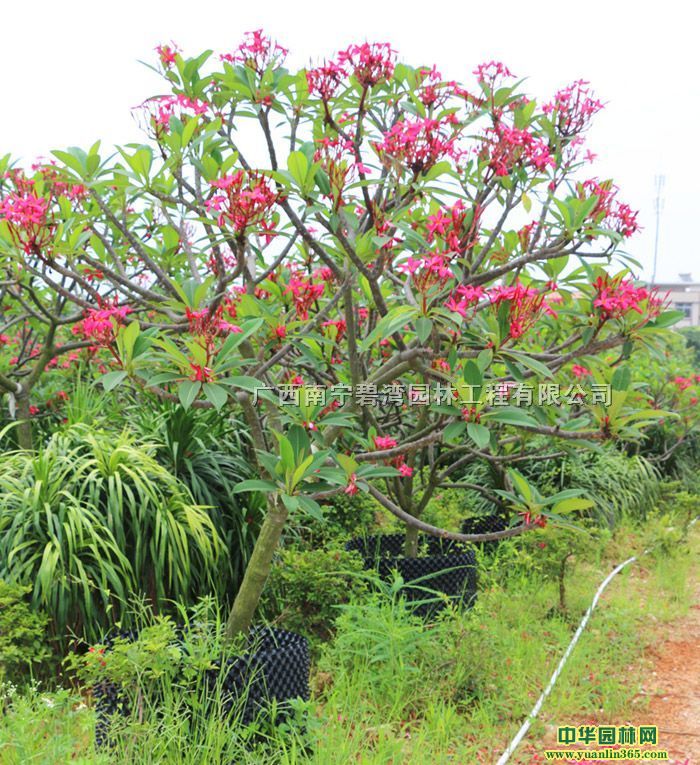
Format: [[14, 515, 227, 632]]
[[480, 123, 554, 177], [307, 61, 347, 101], [592, 274, 664, 321], [399, 254, 453, 293], [283, 273, 325, 319], [572, 364, 591, 378], [488, 282, 549, 340], [474, 61, 513, 86], [445, 285, 485, 319], [156, 43, 179, 69], [580, 180, 639, 238], [344, 473, 359, 496], [374, 117, 460, 174], [221, 30, 288, 74], [190, 363, 213, 382], [206, 171, 279, 243], [543, 80, 604, 137], [337, 42, 395, 88], [374, 435, 398, 450], [72, 301, 132, 346], [143, 94, 208, 133], [673, 375, 694, 391], [0, 190, 51, 253]]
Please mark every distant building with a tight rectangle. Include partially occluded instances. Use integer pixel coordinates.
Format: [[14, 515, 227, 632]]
[[653, 275, 700, 327]]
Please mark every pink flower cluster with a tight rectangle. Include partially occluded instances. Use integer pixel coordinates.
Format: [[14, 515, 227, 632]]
[[0, 191, 48, 228], [426, 200, 480, 255], [306, 62, 347, 101], [592, 275, 664, 322], [156, 43, 179, 69], [284, 273, 325, 319], [416, 66, 449, 108], [482, 123, 555, 177], [206, 171, 279, 242], [147, 94, 208, 131], [338, 42, 395, 88], [375, 116, 460, 174], [399, 254, 453, 293], [306, 42, 394, 101], [0, 190, 50, 253], [580, 179, 639, 238], [186, 306, 242, 340], [313, 135, 359, 203], [444, 285, 485, 319], [489, 282, 555, 339], [473, 61, 514, 87], [373, 435, 413, 477], [32, 163, 88, 202], [72, 302, 132, 346], [544, 80, 604, 137], [673, 375, 700, 391], [221, 29, 288, 74]]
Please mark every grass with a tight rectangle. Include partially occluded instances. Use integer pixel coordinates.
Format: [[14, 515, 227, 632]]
[[0, 512, 696, 765]]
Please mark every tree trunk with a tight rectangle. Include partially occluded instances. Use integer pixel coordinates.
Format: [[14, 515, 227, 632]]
[[224, 496, 288, 640], [404, 524, 420, 558], [15, 394, 34, 451]]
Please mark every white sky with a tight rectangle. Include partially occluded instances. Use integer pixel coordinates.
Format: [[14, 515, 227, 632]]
[[1, 0, 695, 282]]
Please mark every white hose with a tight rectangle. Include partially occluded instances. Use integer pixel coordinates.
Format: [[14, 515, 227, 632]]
[[495, 555, 638, 765], [496, 514, 699, 765]]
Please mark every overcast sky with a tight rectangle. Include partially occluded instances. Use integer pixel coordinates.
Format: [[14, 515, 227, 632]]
[[1, 0, 694, 282]]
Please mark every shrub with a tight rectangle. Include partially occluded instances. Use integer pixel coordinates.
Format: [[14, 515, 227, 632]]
[[0, 581, 51, 684], [0, 425, 223, 641], [130, 402, 264, 599], [262, 546, 368, 642]]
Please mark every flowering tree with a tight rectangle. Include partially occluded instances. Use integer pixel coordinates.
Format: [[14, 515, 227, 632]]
[[0, 33, 679, 637]]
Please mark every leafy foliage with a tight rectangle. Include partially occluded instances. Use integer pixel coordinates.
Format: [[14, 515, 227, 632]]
[[262, 546, 368, 642], [0, 581, 51, 684], [0, 425, 223, 641], [129, 402, 264, 600]]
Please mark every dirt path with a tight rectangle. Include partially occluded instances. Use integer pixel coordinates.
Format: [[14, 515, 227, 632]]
[[628, 581, 700, 764]]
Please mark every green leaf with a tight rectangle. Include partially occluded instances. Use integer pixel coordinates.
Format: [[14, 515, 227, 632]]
[[178, 380, 201, 410], [297, 496, 324, 521], [503, 350, 553, 379], [276, 433, 295, 471], [415, 317, 433, 343], [551, 498, 595, 515], [467, 422, 490, 449], [217, 376, 264, 393], [202, 383, 229, 410], [508, 469, 533, 502], [483, 408, 538, 427], [287, 151, 309, 187], [463, 360, 483, 388], [360, 306, 418, 349], [443, 421, 466, 444], [100, 371, 127, 392], [337, 453, 358, 476], [647, 310, 683, 329], [232, 479, 278, 493], [611, 366, 631, 392]]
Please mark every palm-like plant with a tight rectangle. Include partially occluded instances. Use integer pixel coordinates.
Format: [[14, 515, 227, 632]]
[[129, 402, 263, 601], [0, 424, 223, 642]]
